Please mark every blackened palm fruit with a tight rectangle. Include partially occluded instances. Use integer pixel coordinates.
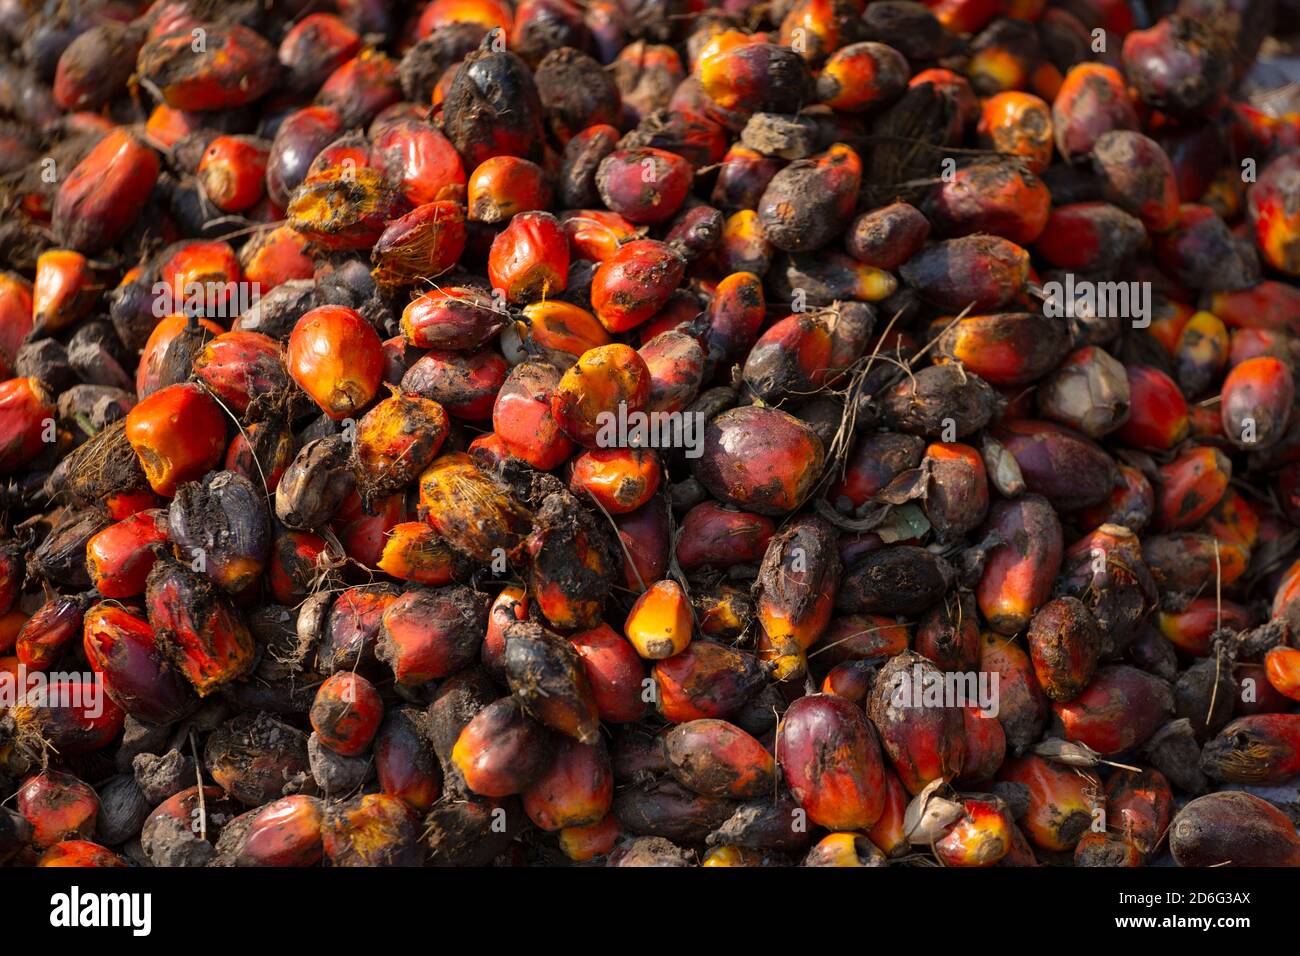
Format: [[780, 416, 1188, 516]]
[[534, 47, 621, 143], [503, 621, 601, 745], [398, 24, 488, 102], [168, 470, 271, 594], [440, 38, 546, 169], [757, 144, 861, 252], [838, 546, 949, 616], [880, 364, 1001, 439], [1121, 17, 1233, 119]]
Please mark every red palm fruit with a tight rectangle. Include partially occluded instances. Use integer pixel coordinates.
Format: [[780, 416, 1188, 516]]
[[351, 393, 449, 506], [1114, 364, 1189, 450], [976, 91, 1053, 174], [1201, 714, 1300, 784], [239, 224, 313, 291], [663, 719, 774, 799], [611, 497, 671, 591], [144, 102, 202, 150], [557, 814, 620, 861], [827, 433, 924, 512], [1000, 754, 1099, 852], [9, 676, 124, 757], [816, 41, 908, 112], [653, 639, 766, 723], [488, 211, 570, 304], [137, 23, 275, 109], [757, 144, 861, 252], [927, 160, 1051, 245], [675, 502, 775, 571], [959, 705, 1007, 782], [900, 236, 1030, 312], [453, 697, 554, 796], [266, 105, 345, 206], [370, 202, 468, 290], [551, 343, 651, 447], [591, 240, 686, 332], [714, 209, 774, 276], [1036, 346, 1132, 440], [401, 286, 506, 350], [377, 523, 461, 586], [693, 405, 825, 515], [742, 313, 835, 403], [370, 118, 465, 207], [780, 693, 886, 829], [401, 348, 507, 421], [639, 330, 705, 414], [981, 631, 1049, 753], [224, 420, 294, 494], [310, 672, 384, 756], [801, 833, 887, 867], [868, 653, 967, 794], [1154, 446, 1231, 531], [1026, 596, 1102, 702], [192, 331, 288, 416], [992, 420, 1118, 510], [52, 18, 142, 108], [441, 43, 546, 168], [912, 593, 977, 672], [1264, 647, 1300, 702], [625, 579, 692, 660], [1170, 791, 1300, 867], [711, 144, 782, 211], [419, 0, 513, 36], [1073, 830, 1144, 866], [287, 166, 406, 251], [84, 508, 169, 599], [38, 840, 126, 868], [378, 586, 487, 685], [52, 128, 160, 253], [124, 383, 227, 496], [17, 771, 98, 849], [418, 452, 533, 562], [0, 377, 54, 474], [136, 314, 222, 399], [317, 585, 400, 674], [518, 301, 610, 365], [317, 48, 400, 126], [1209, 281, 1300, 335], [756, 515, 839, 653], [493, 361, 576, 469], [15, 597, 83, 670], [1249, 153, 1300, 276], [568, 623, 645, 723], [1144, 532, 1248, 593], [696, 35, 812, 113], [822, 660, 877, 703], [1107, 768, 1172, 861], [277, 12, 361, 92], [1034, 203, 1146, 273], [0, 273, 33, 377], [595, 146, 696, 225], [157, 240, 242, 318], [701, 270, 765, 376], [1123, 16, 1231, 117], [559, 209, 639, 262], [82, 603, 194, 725], [268, 529, 334, 605], [977, 495, 1062, 635], [866, 769, 910, 858], [569, 447, 660, 514], [1173, 309, 1230, 398], [31, 249, 99, 338], [197, 135, 270, 213], [321, 793, 423, 867], [144, 557, 255, 696], [287, 306, 384, 420], [1237, 661, 1295, 716], [218, 795, 325, 867], [1221, 356, 1295, 451], [1051, 62, 1138, 162], [1155, 204, 1257, 292], [845, 201, 931, 270], [333, 491, 406, 569], [923, 442, 989, 540], [374, 708, 442, 812], [934, 798, 1013, 867], [1055, 666, 1174, 754], [481, 586, 528, 677], [523, 736, 613, 830], [1090, 130, 1179, 234], [1158, 598, 1251, 657], [468, 156, 550, 223]]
